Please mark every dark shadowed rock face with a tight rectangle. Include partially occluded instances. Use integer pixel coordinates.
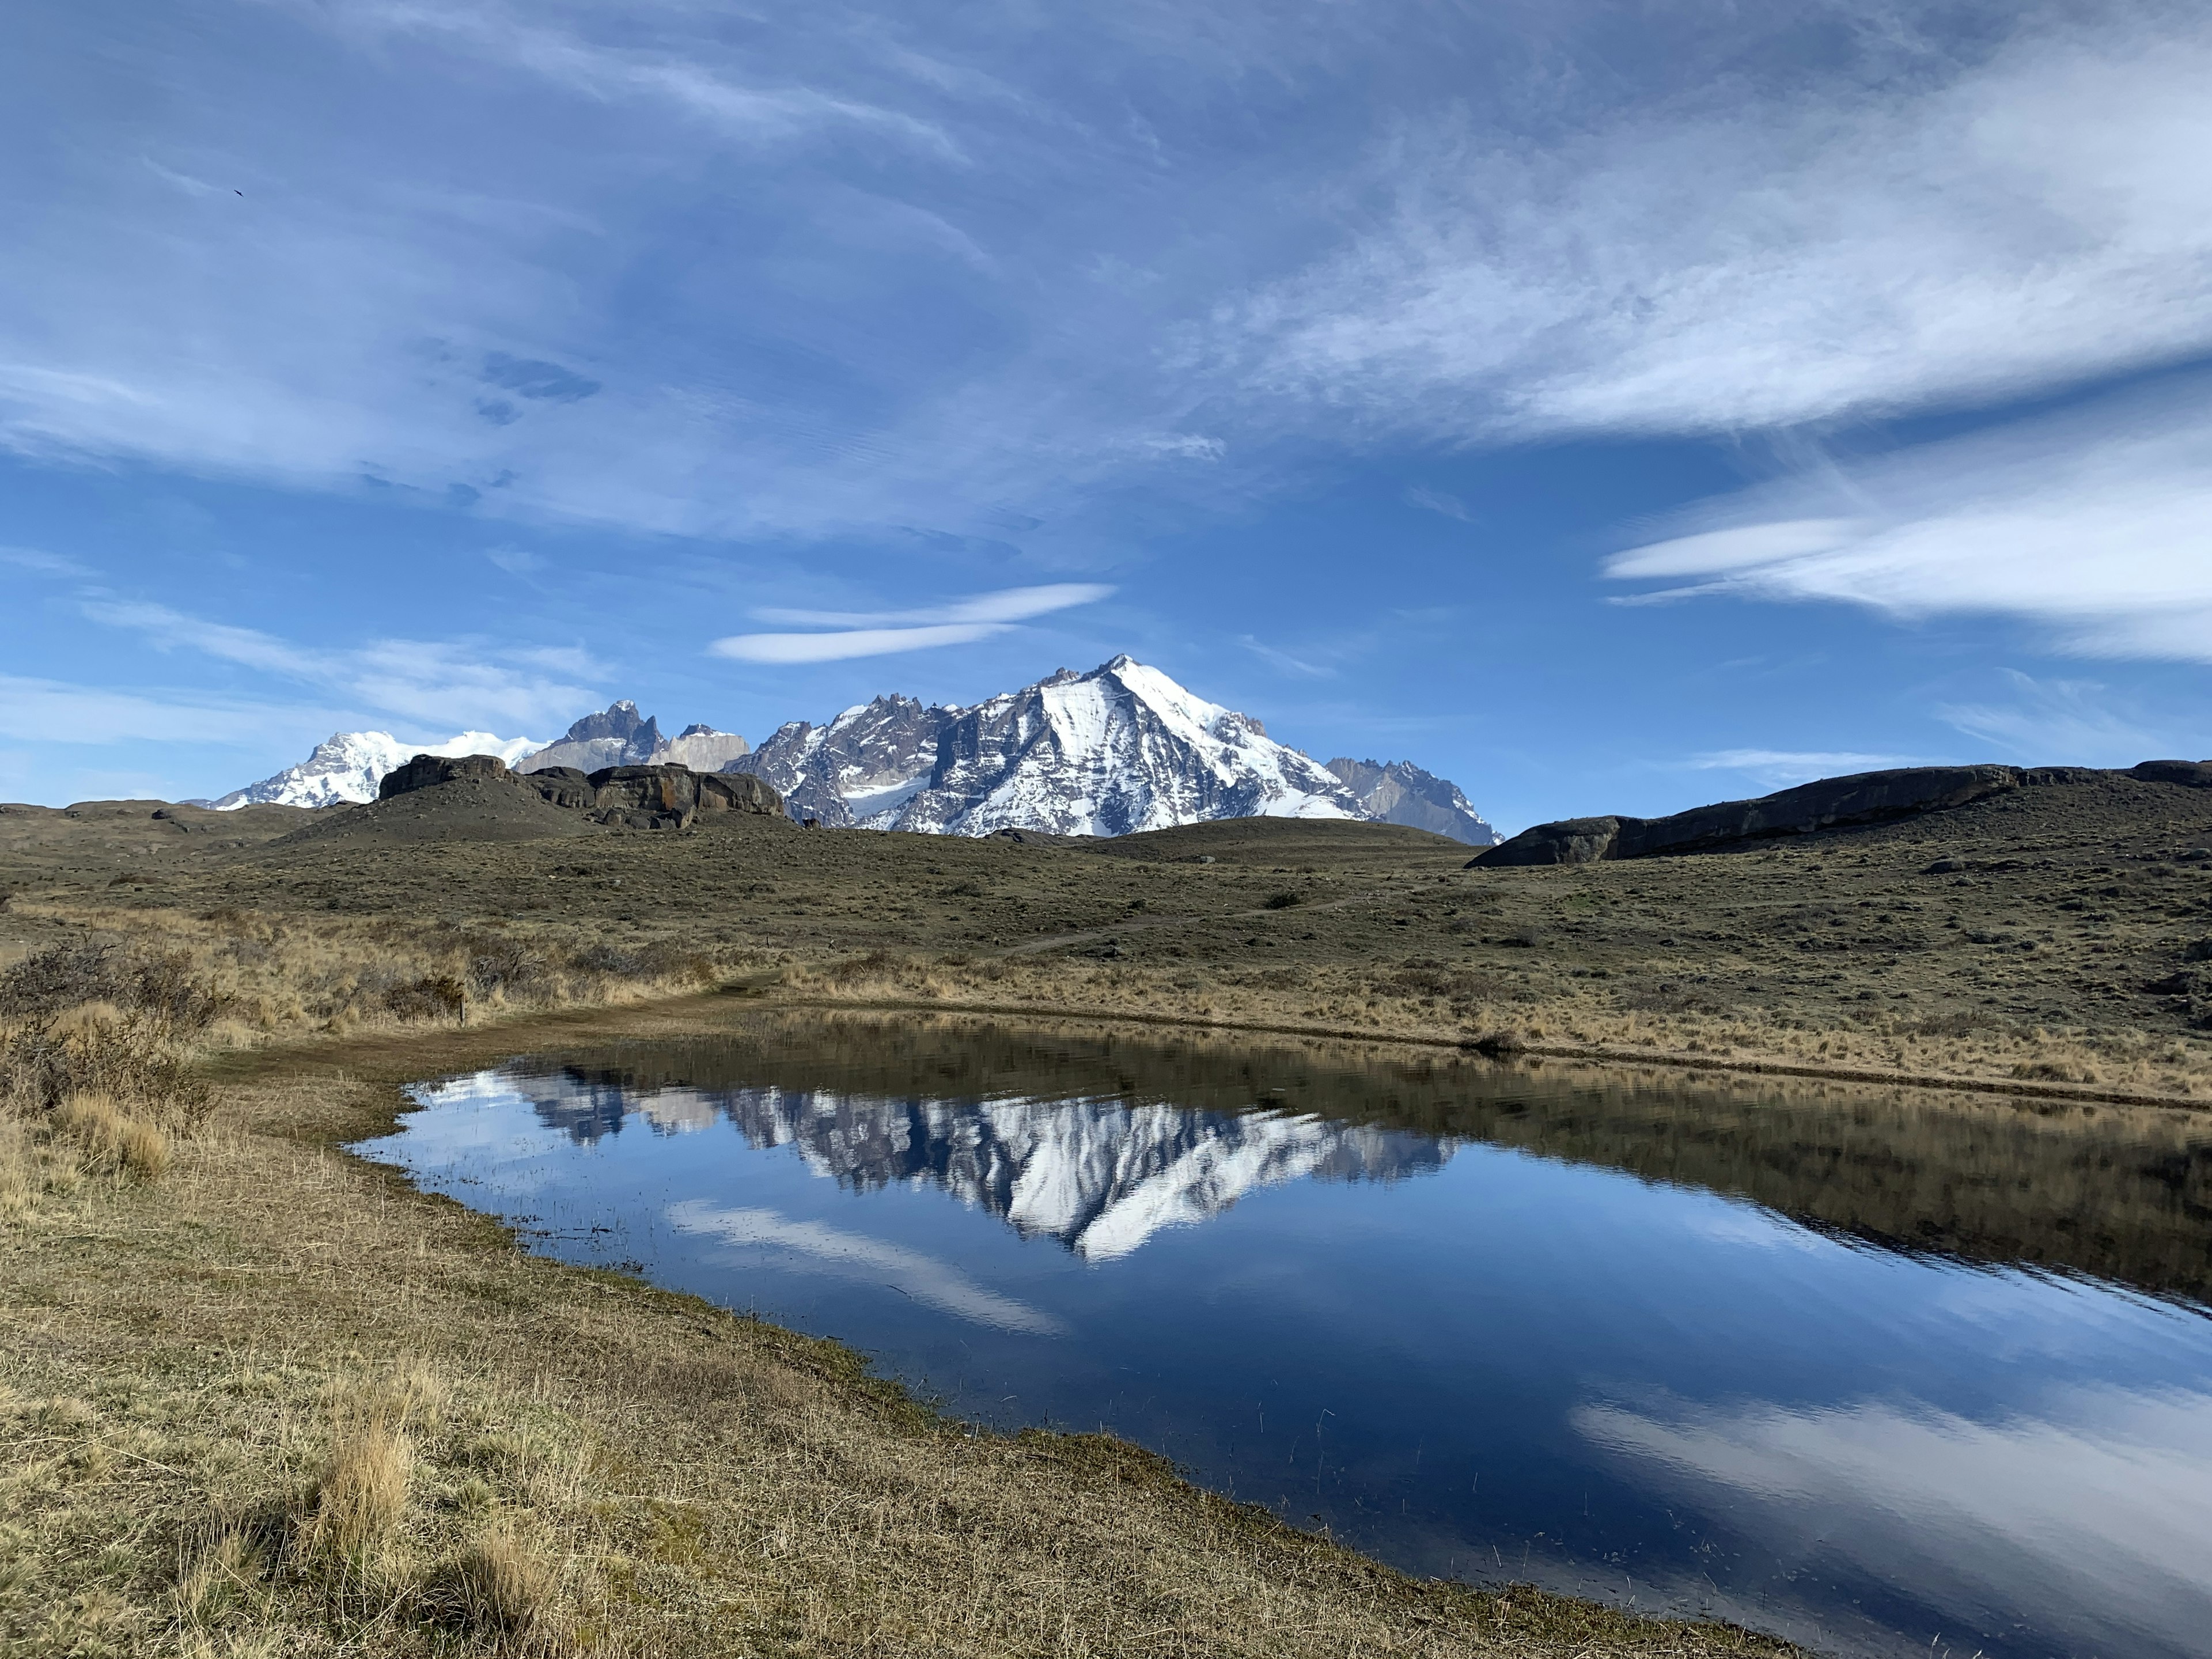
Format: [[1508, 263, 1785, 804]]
[[1474, 816, 1626, 866], [1474, 760, 2212, 867], [376, 753, 515, 798], [516, 700, 665, 774], [2131, 760, 2212, 788]]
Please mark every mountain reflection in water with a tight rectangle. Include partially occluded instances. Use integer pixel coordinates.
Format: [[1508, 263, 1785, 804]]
[[361, 1013, 2212, 1659], [511, 1067, 1444, 1259]]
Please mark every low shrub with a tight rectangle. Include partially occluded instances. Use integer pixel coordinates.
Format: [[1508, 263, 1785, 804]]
[[0, 944, 219, 1029], [384, 976, 466, 1023]]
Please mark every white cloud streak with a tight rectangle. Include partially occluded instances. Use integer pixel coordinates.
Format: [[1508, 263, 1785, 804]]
[[3, 0, 2208, 585], [665, 1200, 1064, 1334], [1602, 374, 2212, 662], [1578, 1386, 2212, 1658], [1936, 669, 2173, 766], [712, 582, 1112, 663], [1688, 749, 1927, 786], [81, 600, 600, 732], [1231, 13, 2212, 440]]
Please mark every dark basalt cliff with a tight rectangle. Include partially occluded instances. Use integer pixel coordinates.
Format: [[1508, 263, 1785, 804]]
[[1476, 760, 2212, 867], [379, 753, 781, 830]]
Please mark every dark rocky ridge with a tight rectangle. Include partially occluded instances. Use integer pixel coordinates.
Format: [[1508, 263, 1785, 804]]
[[1475, 760, 2212, 867], [379, 753, 782, 831]]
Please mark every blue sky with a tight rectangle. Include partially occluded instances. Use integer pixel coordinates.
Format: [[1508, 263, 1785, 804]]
[[3, 0, 2209, 831]]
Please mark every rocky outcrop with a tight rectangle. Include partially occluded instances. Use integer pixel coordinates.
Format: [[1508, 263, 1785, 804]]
[[1325, 757, 1502, 844], [377, 753, 520, 798], [219, 729, 542, 808], [2130, 760, 2212, 788], [571, 764, 781, 830], [380, 753, 781, 830], [1474, 759, 2212, 867]]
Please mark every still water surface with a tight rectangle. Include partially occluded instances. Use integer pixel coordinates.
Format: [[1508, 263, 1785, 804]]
[[358, 1016, 2212, 1659]]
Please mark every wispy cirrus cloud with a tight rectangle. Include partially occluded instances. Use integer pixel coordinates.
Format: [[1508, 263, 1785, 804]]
[[80, 599, 597, 734], [711, 582, 1112, 664], [1229, 14, 2212, 441], [1603, 373, 2212, 664], [1936, 669, 2172, 766], [1688, 749, 1929, 787], [12, 1, 2209, 555]]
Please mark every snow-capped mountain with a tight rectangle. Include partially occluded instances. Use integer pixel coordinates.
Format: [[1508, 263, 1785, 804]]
[[900, 657, 1363, 835], [211, 729, 542, 810], [1325, 757, 1502, 845], [512, 1070, 1446, 1260], [728, 694, 955, 829], [740, 657, 1382, 836], [514, 701, 751, 775]]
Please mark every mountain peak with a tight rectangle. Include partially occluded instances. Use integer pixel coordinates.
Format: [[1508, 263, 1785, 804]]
[[559, 700, 652, 746]]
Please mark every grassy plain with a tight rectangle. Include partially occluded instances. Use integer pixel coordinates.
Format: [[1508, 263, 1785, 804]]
[[4, 768, 2211, 1654]]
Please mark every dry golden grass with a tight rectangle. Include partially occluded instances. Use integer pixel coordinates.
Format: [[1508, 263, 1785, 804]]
[[781, 948, 2212, 1104], [431, 1525, 561, 1645], [55, 1091, 172, 1179], [307, 1392, 417, 1574], [0, 998, 1805, 1659]]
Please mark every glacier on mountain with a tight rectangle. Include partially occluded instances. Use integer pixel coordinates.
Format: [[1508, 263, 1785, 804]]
[[509, 1068, 1446, 1262], [212, 729, 542, 810]]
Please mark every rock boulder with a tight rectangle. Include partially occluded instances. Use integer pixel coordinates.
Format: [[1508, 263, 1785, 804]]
[[377, 753, 515, 798], [378, 753, 782, 830]]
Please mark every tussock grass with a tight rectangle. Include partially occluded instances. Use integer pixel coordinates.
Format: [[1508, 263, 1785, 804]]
[[785, 949, 2212, 1101], [429, 1525, 560, 1644], [55, 1092, 171, 1179], [306, 1387, 418, 1576]]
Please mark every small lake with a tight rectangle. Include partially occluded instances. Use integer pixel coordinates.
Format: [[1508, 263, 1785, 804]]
[[358, 1014, 2212, 1659]]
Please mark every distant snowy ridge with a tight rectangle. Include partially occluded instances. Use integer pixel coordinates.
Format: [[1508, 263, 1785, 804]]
[[729, 694, 956, 830], [210, 663, 1494, 838], [213, 729, 542, 810], [216, 699, 749, 809], [735, 656, 1495, 840]]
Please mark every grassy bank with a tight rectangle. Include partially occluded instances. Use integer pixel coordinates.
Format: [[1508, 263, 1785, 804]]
[[0, 953, 1805, 1658], [7, 769, 2211, 1106]]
